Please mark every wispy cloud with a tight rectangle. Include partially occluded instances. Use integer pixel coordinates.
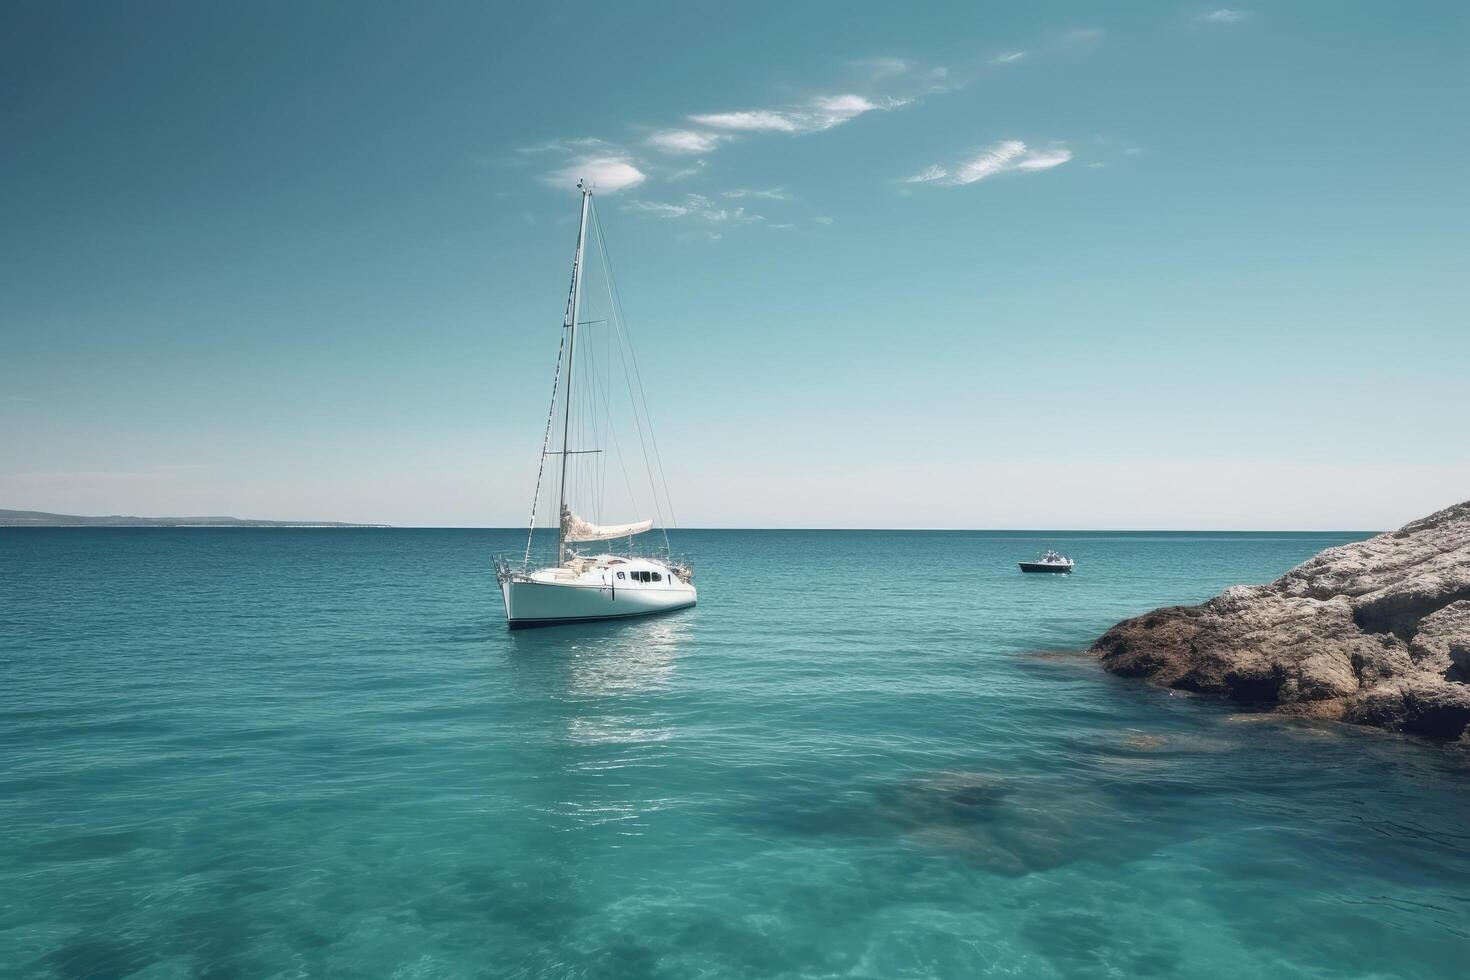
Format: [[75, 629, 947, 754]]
[[1082, 135, 1144, 168], [624, 193, 761, 223], [814, 216, 835, 225], [904, 140, 1073, 187], [521, 54, 952, 207], [990, 50, 1027, 65], [1057, 27, 1105, 49], [689, 109, 801, 133], [689, 93, 907, 136], [665, 161, 706, 180], [851, 56, 953, 93], [623, 200, 698, 218], [814, 93, 901, 129], [903, 165, 949, 184], [722, 187, 792, 200], [1198, 8, 1248, 24], [850, 56, 912, 79], [544, 155, 647, 193], [517, 136, 613, 155], [646, 129, 728, 155]]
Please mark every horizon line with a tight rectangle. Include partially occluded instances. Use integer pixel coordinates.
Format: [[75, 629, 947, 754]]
[[409, 525, 1384, 533], [8, 524, 1373, 534]]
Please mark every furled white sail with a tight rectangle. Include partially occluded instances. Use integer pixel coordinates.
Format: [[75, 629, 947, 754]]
[[561, 506, 653, 543]]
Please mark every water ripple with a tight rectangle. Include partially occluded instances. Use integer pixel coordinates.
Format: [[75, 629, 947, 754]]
[[3, 527, 1468, 978]]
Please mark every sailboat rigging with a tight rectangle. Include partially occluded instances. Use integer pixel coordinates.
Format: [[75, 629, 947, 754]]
[[495, 181, 696, 628]]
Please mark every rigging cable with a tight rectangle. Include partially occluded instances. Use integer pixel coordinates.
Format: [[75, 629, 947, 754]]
[[591, 203, 677, 554], [524, 217, 586, 568], [585, 304, 644, 538], [523, 321, 568, 568], [582, 311, 606, 523]]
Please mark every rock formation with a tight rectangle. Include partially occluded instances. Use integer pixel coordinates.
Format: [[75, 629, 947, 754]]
[[1093, 500, 1470, 740]]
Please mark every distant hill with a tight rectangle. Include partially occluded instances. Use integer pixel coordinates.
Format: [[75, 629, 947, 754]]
[[0, 509, 390, 528]]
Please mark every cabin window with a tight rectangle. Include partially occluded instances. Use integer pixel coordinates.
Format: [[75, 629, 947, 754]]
[[616, 572, 625, 580], [651, 572, 662, 582]]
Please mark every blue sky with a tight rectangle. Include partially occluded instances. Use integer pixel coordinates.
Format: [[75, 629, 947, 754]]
[[2, 1, 1466, 529]]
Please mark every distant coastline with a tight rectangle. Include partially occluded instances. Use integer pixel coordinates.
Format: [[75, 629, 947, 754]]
[[0, 509, 390, 528]]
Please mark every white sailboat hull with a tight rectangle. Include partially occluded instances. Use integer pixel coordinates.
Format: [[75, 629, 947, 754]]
[[500, 559, 696, 628]]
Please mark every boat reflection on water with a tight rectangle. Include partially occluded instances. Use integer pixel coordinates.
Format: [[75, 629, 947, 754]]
[[568, 620, 689, 700], [499, 615, 696, 835], [503, 614, 694, 755], [505, 615, 692, 698]]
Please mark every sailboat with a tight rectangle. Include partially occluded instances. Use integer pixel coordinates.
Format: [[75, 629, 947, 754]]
[[495, 181, 696, 628]]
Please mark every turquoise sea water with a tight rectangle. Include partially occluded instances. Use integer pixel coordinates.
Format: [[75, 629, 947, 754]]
[[4, 528, 1469, 979]]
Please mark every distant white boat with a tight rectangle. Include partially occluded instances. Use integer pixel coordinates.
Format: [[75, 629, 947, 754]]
[[495, 181, 696, 628], [1019, 550, 1074, 574]]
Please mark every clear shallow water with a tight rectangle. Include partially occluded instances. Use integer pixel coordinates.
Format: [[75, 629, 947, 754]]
[[3, 528, 1469, 979]]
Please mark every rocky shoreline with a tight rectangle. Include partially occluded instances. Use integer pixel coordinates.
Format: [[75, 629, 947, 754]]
[[1093, 500, 1470, 741]]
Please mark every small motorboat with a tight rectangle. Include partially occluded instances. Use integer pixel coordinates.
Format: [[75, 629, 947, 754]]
[[1019, 550, 1074, 574]]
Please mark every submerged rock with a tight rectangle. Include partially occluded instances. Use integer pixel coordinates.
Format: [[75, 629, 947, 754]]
[[1093, 500, 1470, 741], [1120, 733, 1169, 751], [877, 772, 1073, 876]]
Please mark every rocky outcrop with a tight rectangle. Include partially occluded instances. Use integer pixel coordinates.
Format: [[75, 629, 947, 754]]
[[1093, 500, 1470, 740]]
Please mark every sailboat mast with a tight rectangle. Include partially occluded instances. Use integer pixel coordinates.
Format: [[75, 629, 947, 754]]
[[556, 181, 592, 564]]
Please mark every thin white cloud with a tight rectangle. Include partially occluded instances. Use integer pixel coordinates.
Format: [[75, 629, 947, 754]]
[[923, 65, 958, 92], [518, 136, 613, 155], [768, 223, 796, 229], [853, 56, 953, 94], [814, 216, 835, 225], [545, 155, 647, 193], [646, 129, 727, 155], [810, 94, 883, 129], [952, 141, 1031, 183], [528, 59, 939, 200], [1058, 27, 1105, 48], [624, 193, 761, 223], [1011, 147, 1073, 172], [689, 109, 802, 133], [722, 188, 792, 200], [1199, 8, 1248, 23], [624, 200, 698, 218], [903, 165, 948, 184], [906, 140, 1073, 187], [1089, 135, 1145, 162], [851, 57, 912, 79], [689, 94, 906, 136], [990, 51, 1027, 65]]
